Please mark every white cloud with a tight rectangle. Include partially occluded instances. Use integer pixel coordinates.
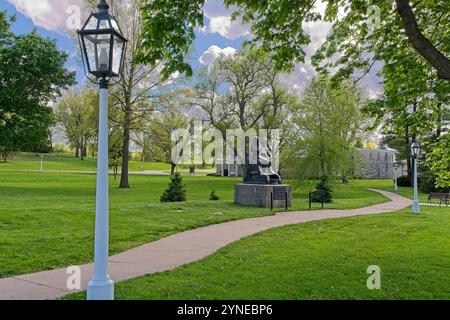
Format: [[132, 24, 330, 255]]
[[7, 0, 85, 33], [202, 0, 232, 18], [199, 45, 236, 66], [277, 3, 383, 98], [206, 15, 250, 40], [201, 0, 250, 40]]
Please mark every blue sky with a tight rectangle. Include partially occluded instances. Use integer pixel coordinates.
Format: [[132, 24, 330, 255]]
[[1, 0, 382, 96], [0, 0, 250, 86]]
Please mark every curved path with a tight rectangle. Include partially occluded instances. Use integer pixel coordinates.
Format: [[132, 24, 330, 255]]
[[0, 189, 410, 300]]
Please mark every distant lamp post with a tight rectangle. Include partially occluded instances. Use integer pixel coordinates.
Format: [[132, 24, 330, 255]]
[[393, 161, 399, 192], [40, 154, 44, 173], [411, 141, 421, 214], [77, 0, 127, 300]]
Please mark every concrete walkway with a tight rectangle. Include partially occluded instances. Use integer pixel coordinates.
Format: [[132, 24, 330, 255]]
[[0, 189, 411, 300]]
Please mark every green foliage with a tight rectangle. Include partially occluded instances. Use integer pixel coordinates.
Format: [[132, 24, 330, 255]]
[[312, 175, 333, 204], [0, 21, 75, 160], [138, 0, 205, 78], [425, 134, 450, 188], [397, 176, 411, 188], [284, 78, 366, 178], [314, 1, 450, 82], [209, 190, 220, 201], [139, 1, 449, 82], [160, 173, 187, 202], [0, 10, 14, 45], [138, 93, 191, 169], [418, 173, 449, 194], [54, 91, 98, 160]]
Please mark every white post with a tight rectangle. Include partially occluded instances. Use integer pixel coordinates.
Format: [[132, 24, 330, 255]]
[[412, 157, 420, 214], [87, 79, 114, 300], [394, 165, 398, 191], [40, 155, 43, 173]]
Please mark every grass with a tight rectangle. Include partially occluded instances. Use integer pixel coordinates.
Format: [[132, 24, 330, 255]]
[[65, 206, 450, 300], [0, 169, 395, 278], [0, 152, 174, 172]]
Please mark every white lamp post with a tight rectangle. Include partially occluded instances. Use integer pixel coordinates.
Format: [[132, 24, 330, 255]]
[[77, 0, 127, 300], [40, 154, 44, 173], [411, 141, 421, 214], [393, 162, 399, 192]]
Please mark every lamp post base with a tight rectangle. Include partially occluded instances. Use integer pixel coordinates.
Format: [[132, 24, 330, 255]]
[[412, 201, 420, 215], [87, 277, 114, 300]]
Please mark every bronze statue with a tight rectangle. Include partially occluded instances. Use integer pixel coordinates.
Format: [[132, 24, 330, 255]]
[[243, 138, 281, 185]]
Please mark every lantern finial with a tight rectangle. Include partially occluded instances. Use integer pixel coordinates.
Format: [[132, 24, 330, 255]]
[[97, 0, 110, 13]]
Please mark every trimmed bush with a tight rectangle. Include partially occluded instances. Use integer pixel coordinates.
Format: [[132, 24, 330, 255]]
[[312, 175, 333, 205], [209, 190, 220, 201], [160, 173, 187, 202], [397, 176, 411, 187], [419, 174, 450, 193]]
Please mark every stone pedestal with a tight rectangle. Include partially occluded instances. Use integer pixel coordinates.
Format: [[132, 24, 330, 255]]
[[234, 184, 292, 209]]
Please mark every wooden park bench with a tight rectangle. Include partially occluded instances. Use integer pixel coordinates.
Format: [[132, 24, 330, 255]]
[[428, 192, 450, 206]]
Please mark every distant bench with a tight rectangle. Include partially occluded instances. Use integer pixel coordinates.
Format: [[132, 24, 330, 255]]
[[428, 192, 450, 206]]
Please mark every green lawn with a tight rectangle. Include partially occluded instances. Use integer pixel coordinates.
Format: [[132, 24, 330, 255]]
[[65, 205, 450, 300], [0, 170, 395, 278], [0, 152, 173, 172]]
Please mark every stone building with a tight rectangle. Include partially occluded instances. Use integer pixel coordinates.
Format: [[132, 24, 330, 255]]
[[354, 146, 398, 179], [217, 146, 405, 179]]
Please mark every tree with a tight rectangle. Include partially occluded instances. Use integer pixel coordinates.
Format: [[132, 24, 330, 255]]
[[55, 91, 98, 160], [85, 0, 179, 189], [139, 1, 450, 81], [191, 50, 297, 175], [394, 0, 450, 80], [209, 190, 220, 201], [0, 18, 75, 161], [312, 175, 333, 207], [160, 173, 187, 202], [285, 78, 365, 178], [0, 10, 14, 44], [425, 134, 450, 189], [135, 93, 191, 175], [362, 45, 449, 184]]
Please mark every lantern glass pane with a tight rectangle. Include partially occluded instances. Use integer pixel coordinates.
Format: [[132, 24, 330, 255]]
[[83, 35, 96, 73], [110, 17, 119, 30], [98, 18, 111, 30], [84, 15, 99, 30], [112, 34, 125, 75], [84, 34, 111, 73]]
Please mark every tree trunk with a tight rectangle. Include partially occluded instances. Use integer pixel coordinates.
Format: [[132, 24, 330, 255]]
[[436, 103, 442, 138], [81, 142, 87, 159], [75, 145, 79, 158], [171, 163, 176, 175], [80, 138, 85, 161], [119, 107, 131, 189], [395, 0, 450, 80]]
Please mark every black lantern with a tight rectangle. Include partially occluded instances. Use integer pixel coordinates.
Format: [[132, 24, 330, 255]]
[[411, 141, 421, 159], [77, 0, 127, 81]]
